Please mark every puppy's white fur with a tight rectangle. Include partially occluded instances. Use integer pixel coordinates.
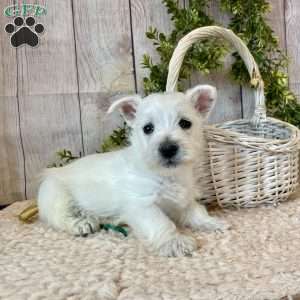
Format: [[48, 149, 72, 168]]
[[38, 85, 225, 257]]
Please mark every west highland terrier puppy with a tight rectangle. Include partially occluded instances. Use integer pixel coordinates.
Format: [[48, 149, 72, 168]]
[[38, 84, 226, 257]]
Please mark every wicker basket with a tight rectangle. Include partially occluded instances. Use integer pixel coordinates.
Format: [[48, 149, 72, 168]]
[[166, 26, 300, 208]]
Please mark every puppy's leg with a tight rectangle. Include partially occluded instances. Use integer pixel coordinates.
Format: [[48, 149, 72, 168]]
[[123, 205, 197, 257], [38, 178, 100, 236], [180, 201, 229, 232]]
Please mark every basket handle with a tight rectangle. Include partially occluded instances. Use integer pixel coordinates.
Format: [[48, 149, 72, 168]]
[[166, 26, 266, 125]]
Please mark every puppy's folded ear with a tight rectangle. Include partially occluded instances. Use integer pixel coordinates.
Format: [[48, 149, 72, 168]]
[[107, 95, 142, 125], [185, 85, 217, 119]]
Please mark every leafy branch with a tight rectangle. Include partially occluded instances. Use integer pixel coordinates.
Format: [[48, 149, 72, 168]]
[[143, 0, 228, 95], [101, 123, 130, 153], [221, 0, 300, 126], [47, 149, 80, 168]]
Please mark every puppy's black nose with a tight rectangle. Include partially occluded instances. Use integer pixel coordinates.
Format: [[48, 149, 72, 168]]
[[159, 141, 179, 159]]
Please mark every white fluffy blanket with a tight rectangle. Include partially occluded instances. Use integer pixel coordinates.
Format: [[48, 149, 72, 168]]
[[2, 192, 300, 300]]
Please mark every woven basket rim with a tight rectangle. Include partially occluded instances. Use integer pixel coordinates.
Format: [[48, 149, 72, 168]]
[[205, 117, 300, 153]]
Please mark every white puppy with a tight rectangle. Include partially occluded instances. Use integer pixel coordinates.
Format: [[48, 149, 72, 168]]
[[38, 85, 225, 257]]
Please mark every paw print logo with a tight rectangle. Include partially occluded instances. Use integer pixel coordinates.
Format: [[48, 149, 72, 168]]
[[5, 16, 45, 48]]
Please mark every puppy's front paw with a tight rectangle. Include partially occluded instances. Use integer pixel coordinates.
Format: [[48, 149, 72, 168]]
[[193, 216, 230, 232], [158, 233, 198, 257], [69, 216, 100, 237]]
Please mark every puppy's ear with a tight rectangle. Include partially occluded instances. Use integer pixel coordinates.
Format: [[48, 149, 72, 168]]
[[107, 95, 142, 124], [185, 85, 217, 118]]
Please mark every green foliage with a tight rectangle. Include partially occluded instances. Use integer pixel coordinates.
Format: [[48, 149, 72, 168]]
[[101, 123, 129, 153], [220, 0, 300, 126], [142, 0, 228, 95], [47, 149, 80, 168]]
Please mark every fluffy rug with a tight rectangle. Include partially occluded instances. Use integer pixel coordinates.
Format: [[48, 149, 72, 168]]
[[2, 191, 300, 300]]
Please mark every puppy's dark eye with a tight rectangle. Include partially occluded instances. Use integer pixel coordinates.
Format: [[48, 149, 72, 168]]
[[179, 118, 192, 130], [143, 122, 154, 135]]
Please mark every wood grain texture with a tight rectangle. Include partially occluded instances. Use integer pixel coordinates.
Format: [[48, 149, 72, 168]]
[[73, 0, 134, 94], [268, 0, 287, 50], [72, 0, 135, 153], [0, 0, 25, 204], [285, 0, 300, 98], [130, 0, 175, 93], [17, 0, 83, 198], [19, 94, 83, 198], [79, 93, 124, 154], [0, 0, 17, 97], [18, 0, 78, 95], [191, 1, 242, 124], [242, 0, 287, 119], [0, 97, 25, 204]]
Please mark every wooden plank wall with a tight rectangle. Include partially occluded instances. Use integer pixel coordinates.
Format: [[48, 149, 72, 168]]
[[0, 0, 298, 204]]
